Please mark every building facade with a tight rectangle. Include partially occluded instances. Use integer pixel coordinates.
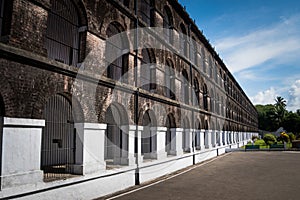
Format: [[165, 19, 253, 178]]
[[0, 0, 258, 199]]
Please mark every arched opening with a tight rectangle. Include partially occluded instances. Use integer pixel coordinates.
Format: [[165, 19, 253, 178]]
[[193, 78, 200, 106], [105, 103, 129, 165], [163, 6, 173, 44], [0, 0, 13, 38], [106, 22, 129, 83], [182, 117, 190, 152], [165, 113, 176, 155], [45, 0, 87, 66], [182, 69, 189, 104], [204, 120, 209, 148], [41, 94, 76, 181], [141, 109, 157, 158], [195, 119, 201, 149], [165, 59, 175, 100], [140, 48, 156, 91]]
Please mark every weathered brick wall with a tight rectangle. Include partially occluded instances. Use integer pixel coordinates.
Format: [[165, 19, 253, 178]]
[[0, 0, 258, 131]]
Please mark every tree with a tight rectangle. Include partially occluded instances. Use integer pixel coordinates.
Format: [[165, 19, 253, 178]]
[[255, 104, 277, 131], [274, 96, 287, 126]]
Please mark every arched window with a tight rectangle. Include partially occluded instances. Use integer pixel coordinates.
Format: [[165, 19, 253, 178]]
[[106, 23, 129, 83], [0, 0, 12, 38], [182, 69, 189, 104], [201, 47, 206, 73], [163, 6, 173, 44], [139, 0, 153, 26], [140, 48, 156, 91], [203, 84, 208, 111], [193, 78, 200, 106], [180, 23, 188, 57], [192, 37, 198, 65], [216, 93, 220, 114], [45, 0, 86, 66], [165, 59, 175, 100]]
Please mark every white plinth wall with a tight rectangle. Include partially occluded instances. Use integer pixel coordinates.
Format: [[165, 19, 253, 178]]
[[0, 118, 258, 199]]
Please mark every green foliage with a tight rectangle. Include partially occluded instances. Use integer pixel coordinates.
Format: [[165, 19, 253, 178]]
[[281, 112, 300, 134], [263, 133, 277, 145], [255, 104, 277, 131], [255, 97, 300, 133], [254, 139, 266, 146], [279, 132, 289, 142], [252, 135, 258, 141], [288, 133, 296, 142]]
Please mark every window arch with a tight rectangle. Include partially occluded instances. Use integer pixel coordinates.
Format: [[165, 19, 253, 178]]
[[45, 0, 87, 66], [165, 59, 176, 100], [182, 69, 189, 104], [0, 0, 13, 38], [140, 48, 156, 91], [106, 22, 129, 83], [163, 6, 173, 44]]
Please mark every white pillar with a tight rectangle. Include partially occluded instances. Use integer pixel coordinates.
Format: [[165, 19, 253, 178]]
[[200, 129, 205, 150], [1, 118, 44, 189], [170, 128, 184, 156], [211, 130, 216, 147], [73, 123, 107, 175], [184, 129, 193, 152], [150, 127, 167, 160], [127, 125, 143, 165], [219, 130, 223, 146], [205, 130, 212, 149], [224, 131, 228, 145]]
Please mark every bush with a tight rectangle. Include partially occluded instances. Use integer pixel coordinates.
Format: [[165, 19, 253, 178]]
[[263, 133, 277, 145], [288, 133, 296, 142]]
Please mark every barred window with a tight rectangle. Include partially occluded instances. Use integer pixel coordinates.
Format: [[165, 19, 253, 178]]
[[106, 23, 129, 83], [163, 6, 173, 44], [45, 0, 83, 66], [0, 0, 13, 37], [182, 69, 189, 104], [165, 60, 175, 100], [180, 24, 188, 57], [139, 0, 153, 26], [140, 49, 156, 91]]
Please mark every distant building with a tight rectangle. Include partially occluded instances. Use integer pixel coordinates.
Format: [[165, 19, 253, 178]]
[[0, 0, 258, 199]]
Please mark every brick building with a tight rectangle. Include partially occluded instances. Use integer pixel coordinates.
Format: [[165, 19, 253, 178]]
[[0, 0, 258, 199]]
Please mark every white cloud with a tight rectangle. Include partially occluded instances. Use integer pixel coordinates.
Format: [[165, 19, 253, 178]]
[[214, 15, 300, 73], [287, 80, 300, 111], [251, 88, 278, 105]]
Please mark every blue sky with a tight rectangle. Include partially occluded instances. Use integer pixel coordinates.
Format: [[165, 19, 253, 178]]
[[178, 0, 300, 111]]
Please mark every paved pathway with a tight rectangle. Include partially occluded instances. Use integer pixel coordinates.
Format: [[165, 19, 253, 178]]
[[103, 152, 300, 200]]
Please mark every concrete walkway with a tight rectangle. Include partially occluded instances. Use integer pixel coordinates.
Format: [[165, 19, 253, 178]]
[[102, 152, 300, 200]]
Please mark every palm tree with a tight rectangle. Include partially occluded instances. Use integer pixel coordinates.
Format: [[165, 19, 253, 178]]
[[274, 96, 287, 126]]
